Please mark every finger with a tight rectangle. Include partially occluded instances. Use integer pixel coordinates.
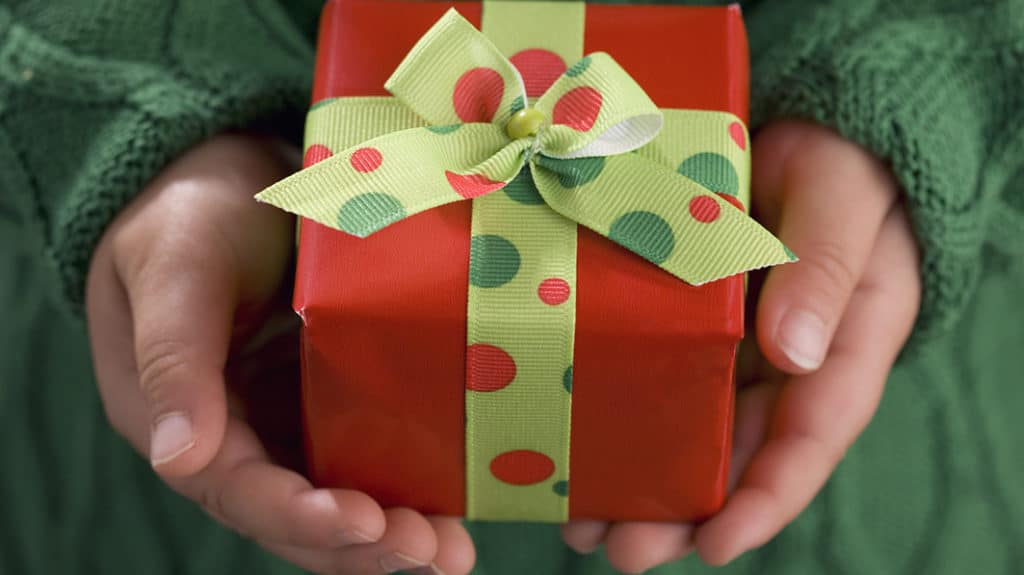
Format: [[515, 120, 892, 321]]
[[560, 520, 609, 554], [116, 230, 238, 476], [169, 419, 386, 549], [752, 122, 898, 373], [696, 207, 920, 565], [728, 381, 782, 492], [603, 522, 694, 574], [263, 508, 443, 575], [410, 517, 476, 575]]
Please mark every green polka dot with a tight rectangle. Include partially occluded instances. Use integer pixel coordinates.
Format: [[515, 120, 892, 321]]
[[565, 56, 591, 77], [609, 211, 676, 265], [562, 365, 573, 393], [535, 155, 606, 188], [470, 235, 521, 288], [552, 480, 569, 497], [336, 193, 406, 237], [677, 152, 739, 196], [427, 124, 462, 134], [510, 94, 525, 115], [504, 167, 544, 205]]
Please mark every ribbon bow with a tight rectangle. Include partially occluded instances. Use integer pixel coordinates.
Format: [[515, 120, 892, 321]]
[[258, 8, 792, 285]]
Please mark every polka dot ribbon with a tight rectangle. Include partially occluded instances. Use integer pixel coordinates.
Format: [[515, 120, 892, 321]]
[[257, 8, 792, 285], [257, 6, 795, 522]]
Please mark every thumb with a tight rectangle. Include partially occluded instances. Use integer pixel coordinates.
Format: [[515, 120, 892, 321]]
[[120, 239, 238, 477], [751, 122, 898, 373]]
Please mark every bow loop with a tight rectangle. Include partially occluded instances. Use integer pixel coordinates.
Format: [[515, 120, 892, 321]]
[[385, 8, 526, 126], [257, 123, 523, 237], [534, 53, 663, 159]]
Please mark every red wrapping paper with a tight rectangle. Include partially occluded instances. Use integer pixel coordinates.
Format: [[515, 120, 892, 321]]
[[297, 0, 749, 521]]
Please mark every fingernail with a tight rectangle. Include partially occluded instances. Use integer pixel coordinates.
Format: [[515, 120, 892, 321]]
[[296, 491, 379, 546], [410, 564, 447, 575], [337, 528, 377, 546], [777, 309, 827, 370], [300, 490, 341, 514], [150, 412, 195, 466], [379, 551, 427, 573]]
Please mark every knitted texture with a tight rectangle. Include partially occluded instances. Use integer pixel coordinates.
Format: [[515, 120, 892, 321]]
[[2, 0, 1020, 343], [742, 0, 1024, 344], [0, 0, 319, 310], [0, 1, 1022, 575]]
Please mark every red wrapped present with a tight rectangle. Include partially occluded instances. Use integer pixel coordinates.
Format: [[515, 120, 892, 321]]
[[259, 0, 791, 522]]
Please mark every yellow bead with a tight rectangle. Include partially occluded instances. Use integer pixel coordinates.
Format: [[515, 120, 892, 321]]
[[506, 108, 545, 140]]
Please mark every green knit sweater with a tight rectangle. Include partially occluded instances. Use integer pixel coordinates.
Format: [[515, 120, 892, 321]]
[[0, 1, 1021, 574]]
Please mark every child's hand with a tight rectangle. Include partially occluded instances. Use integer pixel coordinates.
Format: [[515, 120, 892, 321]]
[[561, 121, 922, 572], [85, 133, 475, 575]]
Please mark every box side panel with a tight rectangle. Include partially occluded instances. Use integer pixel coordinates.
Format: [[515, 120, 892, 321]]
[[300, 0, 482, 515], [569, 5, 748, 520]]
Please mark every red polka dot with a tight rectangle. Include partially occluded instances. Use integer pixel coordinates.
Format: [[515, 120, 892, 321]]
[[453, 67, 505, 123], [689, 195, 721, 223], [728, 121, 746, 150], [349, 147, 382, 173], [717, 193, 745, 212], [537, 278, 571, 306], [552, 86, 602, 132], [509, 49, 567, 98], [467, 343, 517, 392], [303, 144, 333, 167], [445, 171, 505, 199], [490, 450, 555, 485]]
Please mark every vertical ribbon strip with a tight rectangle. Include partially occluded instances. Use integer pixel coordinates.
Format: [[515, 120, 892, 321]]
[[466, 0, 584, 522]]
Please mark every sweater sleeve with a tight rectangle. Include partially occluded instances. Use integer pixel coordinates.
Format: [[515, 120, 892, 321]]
[[743, 0, 1024, 344], [0, 0, 323, 311]]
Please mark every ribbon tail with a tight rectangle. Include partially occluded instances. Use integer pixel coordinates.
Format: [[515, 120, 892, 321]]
[[533, 153, 796, 285], [257, 123, 519, 238]]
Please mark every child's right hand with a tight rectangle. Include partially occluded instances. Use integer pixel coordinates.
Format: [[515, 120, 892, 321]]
[[85, 133, 474, 575]]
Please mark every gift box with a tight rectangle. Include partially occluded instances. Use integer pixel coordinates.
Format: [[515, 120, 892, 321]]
[[262, 0, 790, 522]]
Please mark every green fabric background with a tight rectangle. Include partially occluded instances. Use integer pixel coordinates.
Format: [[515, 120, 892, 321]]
[[1, 0, 1022, 573]]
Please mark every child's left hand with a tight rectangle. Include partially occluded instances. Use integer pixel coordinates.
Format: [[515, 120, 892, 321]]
[[561, 121, 922, 572]]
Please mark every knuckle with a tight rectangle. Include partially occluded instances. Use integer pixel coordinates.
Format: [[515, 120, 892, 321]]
[[790, 430, 843, 470], [802, 239, 860, 299], [198, 485, 231, 528], [136, 337, 192, 403]]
